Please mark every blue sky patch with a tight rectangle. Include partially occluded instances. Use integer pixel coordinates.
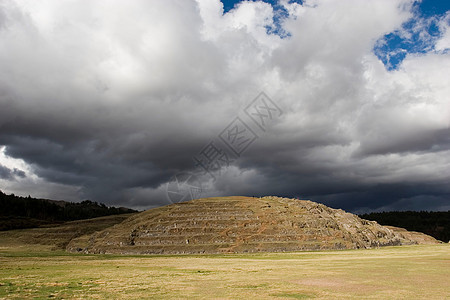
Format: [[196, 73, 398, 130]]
[[417, 0, 450, 17], [374, 0, 450, 70], [221, 0, 449, 71]]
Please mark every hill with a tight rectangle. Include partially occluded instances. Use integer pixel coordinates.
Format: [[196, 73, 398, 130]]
[[0, 190, 137, 231], [67, 196, 440, 255], [359, 211, 450, 243], [0, 214, 136, 250]]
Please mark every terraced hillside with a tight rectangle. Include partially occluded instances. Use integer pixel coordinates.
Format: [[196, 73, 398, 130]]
[[67, 196, 439, 254]]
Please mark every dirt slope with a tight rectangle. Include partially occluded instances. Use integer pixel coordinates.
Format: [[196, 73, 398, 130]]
[[67, 196, 440, 254]]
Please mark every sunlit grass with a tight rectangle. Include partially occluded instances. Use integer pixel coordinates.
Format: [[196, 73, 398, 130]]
[[0, 244, 448, 299]]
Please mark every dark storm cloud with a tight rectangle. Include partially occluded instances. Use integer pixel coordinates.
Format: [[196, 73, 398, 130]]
[[0, 164, 13, 180], [0, 117, 208, 204], [0, 0, 449, 212], [0, 163, 25, 180]]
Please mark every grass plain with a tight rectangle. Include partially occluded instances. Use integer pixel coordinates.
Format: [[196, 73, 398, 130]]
[[0, 243, 449, 299]]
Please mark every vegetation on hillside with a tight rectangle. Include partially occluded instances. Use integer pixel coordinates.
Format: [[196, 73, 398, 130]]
[[0, 190, 137, 231], [360, 211, 450, 243]]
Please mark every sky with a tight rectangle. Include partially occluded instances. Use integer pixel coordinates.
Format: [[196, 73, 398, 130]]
[[0, 0, 449, 213]]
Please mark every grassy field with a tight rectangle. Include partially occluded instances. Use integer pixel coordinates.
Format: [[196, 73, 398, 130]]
[[0, 244, 448, 299]]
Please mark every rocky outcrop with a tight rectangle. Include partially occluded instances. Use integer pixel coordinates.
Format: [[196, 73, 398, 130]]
[[67, 196, 440, 254], [384, 226, 440, 245]]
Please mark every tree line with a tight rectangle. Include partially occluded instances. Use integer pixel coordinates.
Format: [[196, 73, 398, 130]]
[[0, 190, 137, 230]]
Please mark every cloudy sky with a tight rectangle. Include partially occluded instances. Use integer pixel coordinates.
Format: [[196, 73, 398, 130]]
[[0, 0, 449, 213]]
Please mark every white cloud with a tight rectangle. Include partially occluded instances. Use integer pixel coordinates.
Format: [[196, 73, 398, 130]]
[[435, 12, 450, 51], [0, 0, 448, 210]]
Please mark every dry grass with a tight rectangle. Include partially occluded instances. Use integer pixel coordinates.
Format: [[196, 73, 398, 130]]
[[0, 244, 449, 299]]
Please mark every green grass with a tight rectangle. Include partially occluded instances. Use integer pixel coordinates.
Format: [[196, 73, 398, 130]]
[[0, 244, 449, 299]]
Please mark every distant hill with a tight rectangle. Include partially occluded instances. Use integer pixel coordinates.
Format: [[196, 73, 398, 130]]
[[67, 196, 439, 255], [0, 190, 137, 231], [0, 214, 136, 250], [359, 211, 450, 243]]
